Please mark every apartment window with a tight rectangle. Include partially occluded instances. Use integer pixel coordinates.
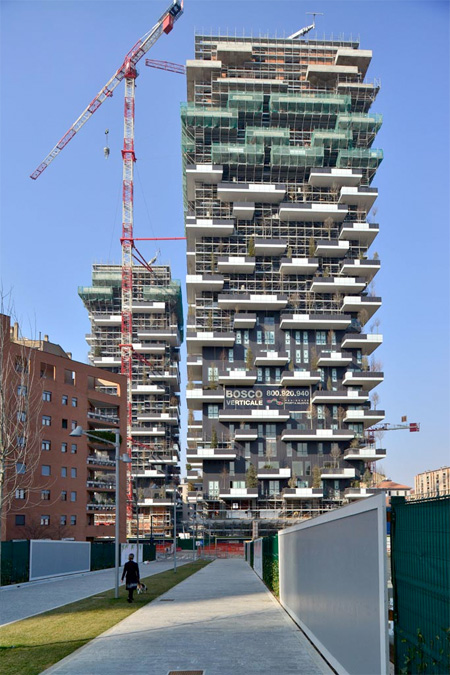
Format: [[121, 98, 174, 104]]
[[41, 515, 50, 526], [244, 443, 251, 459], [316, 331, 326, 345], [41, 465, 51, 476], [61, 467, 67, 478], [42, 390, 52, 402], [60, 515, 67, 526], [266, 425, 276, 438], [235, 331, 242, 345], [16, 462, 26, 474], [265, 368, 270, 383], [268, 481, 280, 496], [258, 442, 264, 457], [305, 461, 311, 476], [71, 468, 77, 478], [244, 330, 249, 345], [303, 349, 309, 364], [257, 424, 263, 437], [64, 369, 75, 386], [17, 435, 26, 448], [265, 317, 274, 326], [265, 331, 275, 345], [71, 420, 78, 431], [42, 440, 51, 451], [208, 481, 219, 498], [207, 367, 218, 383], [285, 331, 291, 346], [356, 350, 362, 365], [229, 424, 235, 438], [61, 491, 67, 501], [70, 491, 77, 502], [286, 443, 293, 457], [295, 331, 301, 345], [42, 415, 51, 426], [332, 406, 338, 419], [318, 442, 324, 456], [62, 395, 68, 406], [228, 349, 234, 363], [207, 405, 219, 419], [319, 368, 325, 382], [303, 331, 309, 345], [295, 350, 302, 364], [17, 385, 28, 396], [70, 516, 77, 526], [293, 461, 303, 477], [41, 489, 50, 500], [331, 331, 337, 346], [15, 357, 29, 373], [229, 461, 235, 476], [61, 443, 67, 453], [257, 330, 262, 344], [257, 368, 263, 383], [15, 488, 26, 499], [62, 419, 68, 429], [332, 368, 337, 383], [275, 368, 281, 383], [71, 444, 77, 454], [15, 515, 25, 526], [317, 405, 324, 420], [17, 410, 27, 423], [297, 443, 308, 456], [71, 397, 78, 407]]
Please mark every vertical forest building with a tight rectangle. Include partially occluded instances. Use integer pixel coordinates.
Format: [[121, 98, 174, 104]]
[[183, 35, 385, 536], [79, 264, 183, 541]]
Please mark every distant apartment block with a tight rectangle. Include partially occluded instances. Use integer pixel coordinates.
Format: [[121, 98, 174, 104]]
[[79, 264, 183, 541], [0, 313, 127, 542], [415, 467, 450, 498], [183, 34, 384, 536]]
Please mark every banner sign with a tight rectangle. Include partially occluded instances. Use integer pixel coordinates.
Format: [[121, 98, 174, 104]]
[[224, 385, 310, 410]]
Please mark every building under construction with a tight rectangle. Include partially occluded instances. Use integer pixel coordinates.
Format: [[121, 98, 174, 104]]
[[183, 33, 385, 538], [79, 263, 183, 541]]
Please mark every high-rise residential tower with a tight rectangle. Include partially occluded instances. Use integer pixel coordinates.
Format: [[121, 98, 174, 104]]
[[80, 264, 182, 541], [183, 35, 385, 537]]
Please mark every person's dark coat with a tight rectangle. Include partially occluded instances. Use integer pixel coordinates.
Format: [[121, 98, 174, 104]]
[[121, 560, 140, 588]]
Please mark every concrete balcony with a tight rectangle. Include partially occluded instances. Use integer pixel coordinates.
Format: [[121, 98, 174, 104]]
[[136, 329, 180, 346], [340, 259, 380, 280], [310, 277, 366, 294], [186, 386, 224, 410], [187, 470, 203, 481], [185, 217, 234, 238], [219, 488, 259, 500], [279, 202, 348, 223], [131, 426, 166, 436], [254, 351, 290, 366], [339, 186, 378, 211], [186, 274, 224, 302], [234, 428, 258, 441], [254, 238, 287, 256], [315, 240, 350, 257], [91, 355, 121, 367], [186, 330, 235, 350], [148, 370, 180, 386], [308, 167, 362, 187], [339, 222, 379, 247], [317, 350, 353, 367], [218, 293, 288, 311], [219, 409, 290, 423], [280, 370, 321, 386], [280, 313, 352, 330], [132, 342, 167, 354], [218, 369, 257, 386], [87, 502, 115, 512], [133, 469, 165, 479], [217, 182, 286, 203], [186, 59, 222, 99], [131, 301, 166, 314], [279, 257, 318, 275], [136, 412, 179, 425], [258, 467, 291, 479], [283, 488, 323, 500], [87, 455, 115, 468], [86, 480, 115, 491], [334, 48, 372, 77], [187, 491, 204, 503], [312, 390, 369, 404], [217, 256, 255, 273], [341, 333, 383, 355], [187, 356, 202, 380], [282, 428, 355, 442], [233, 313, 257, 329], [344, 488, 381, 500], [132, 384, 166, 395], [186, 447, 237, 461], [233, 202, 255, 220], [185, 163, 223, 200], [321, 467, 356, 479], [91, 314, 121, 326], [341, 296, 382, 320], [343, 409, 385, 426], [306, 63, 359, 85], [344, 447, 387, 462], [343, 371, 384, 390], [137, 497, 173, 507]]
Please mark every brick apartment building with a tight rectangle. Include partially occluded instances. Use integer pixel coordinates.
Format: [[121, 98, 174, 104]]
[[414, 467, 450, 498], [0, 313, 127, 542]]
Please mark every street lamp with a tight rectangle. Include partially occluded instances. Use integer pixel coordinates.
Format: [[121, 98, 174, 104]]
[[70, 425, 127, 599]]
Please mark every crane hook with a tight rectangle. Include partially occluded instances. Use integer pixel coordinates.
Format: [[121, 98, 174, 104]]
[[104, 129, 110, 159]]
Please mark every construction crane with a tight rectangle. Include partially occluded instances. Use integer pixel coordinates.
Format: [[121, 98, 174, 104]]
[[366, 419, 420, 445], [288, 12, 324, 39], [30, 0, 184, 522]]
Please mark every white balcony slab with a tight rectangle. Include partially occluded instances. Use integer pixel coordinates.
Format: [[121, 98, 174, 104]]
[[280, 370, 321, 386], [185, 217, 234, 237], [258, 467, 291, 479], [312, 390, 369, 404], [131, 302, 166, 313], [343, 409, 385, 425], [282, 429, 355, 441], [340, 259, 380, 280], [310, 277, 366, 294], [344, 447, 387, 462], [280, 313, 352, 330], [343, 371, 384, 390], [254, 238, 287, 256], [91, 315, 121, 326], [233, 313, 257, 328], [317, 351, 353, 367], [279, 202, 348, 223], [308, 168, 363, 187], [218, 294, 288, 310], [306, 64, 359, 84], [334, 48, 372, 77], [341, 333, 383, 354], [321, 467, 356, 479], [91, 356, 121, 366], [339, 186, 378, 211], [217, 256, 255, 273], [283, 488, 324, 500], [234, 429, 258, 441], [341, 296, 382, 319], [279, 258, 318, 275], [339, 223, 379, 246], [218, 370, 257, 386], [233, 202, 255, 219], [132, 342, 166, 354], [315, 240, 350, 257], [254, 351, 290, 366], [219, 409, 290, 422], [185, 163, 223, 200], [217, 182, 286, 203]]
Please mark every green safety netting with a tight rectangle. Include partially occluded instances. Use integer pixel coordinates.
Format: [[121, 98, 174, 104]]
[[271, 146, 324, 167]]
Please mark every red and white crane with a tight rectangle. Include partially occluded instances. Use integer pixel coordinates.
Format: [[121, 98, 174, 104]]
[[30, 1, 184, 519]]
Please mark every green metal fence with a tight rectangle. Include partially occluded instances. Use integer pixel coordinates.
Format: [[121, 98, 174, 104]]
[[245, 536, 279, 596], [90, 542, 115, 571], [391, 496, 450, 674], [1, 540, 29, 586]]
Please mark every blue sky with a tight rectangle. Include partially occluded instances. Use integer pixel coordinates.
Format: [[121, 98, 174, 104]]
[[1, 0, 449, 486]]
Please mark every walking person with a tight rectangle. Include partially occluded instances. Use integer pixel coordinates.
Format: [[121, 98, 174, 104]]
[[121, 553, 140, 603]]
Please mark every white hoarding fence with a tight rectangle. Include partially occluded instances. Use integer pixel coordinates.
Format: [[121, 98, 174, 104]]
[[29, 540, 91, 581]]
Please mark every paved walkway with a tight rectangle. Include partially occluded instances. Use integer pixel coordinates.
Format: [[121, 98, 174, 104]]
[[0, 559, 186, 627], [43, 559, 333, 675]]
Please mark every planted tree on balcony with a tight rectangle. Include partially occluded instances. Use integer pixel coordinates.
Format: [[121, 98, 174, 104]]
[[220, 465, 229, 490], [310, 347, 319, 371], [361, 355, 370, 371], [326, 376, 332, 391], [247, 236, 255, 257], [330, 443, 341, 468], [245, 463, 258, 488], [207, 310, 213, 331], [371, 391, 380, 410], [308, 236, 315, 258], [312, 466, 322, 488], [370, 356, 383, 373], [288, 472, 298, 489], [246, 347, 254, 371], [289, 292, 301, 310], [211, 426, 218, 449], [358, 309, 369, 333], [324, 216, 334, 240], [362, 467, 373, 487], [286, 244, 292, 259], [187, 481, 195, 492], [338, 406, 346, 427]]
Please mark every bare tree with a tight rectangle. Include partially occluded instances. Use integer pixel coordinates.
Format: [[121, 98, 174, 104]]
[[330, 443, 341, 468], [324, 216, 334, 240]]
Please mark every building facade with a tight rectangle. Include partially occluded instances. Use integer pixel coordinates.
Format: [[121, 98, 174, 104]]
[[183, 34, 385, 536], [1, 313, 127, 542], [79, 264, 183, 541], [414, 468, 450, 498]]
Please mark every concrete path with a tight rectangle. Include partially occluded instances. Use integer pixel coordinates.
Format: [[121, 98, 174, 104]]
[[0, 559, 186, 627], [43, 559, 333, 675]]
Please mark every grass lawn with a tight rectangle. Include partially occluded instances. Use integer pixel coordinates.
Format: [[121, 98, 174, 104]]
[[0, 560, 210, 675]]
